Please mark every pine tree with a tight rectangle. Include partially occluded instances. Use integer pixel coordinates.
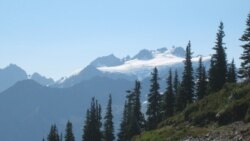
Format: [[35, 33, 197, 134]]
[[175, 84, 185, 112], [60, 133, 63, 141], [47, 125, 60, 141], [238, 13, 250, 81], [181, 41, 194, 106], [117, 101, 129, 141], [209, 22, 227, 92], [117, 81, 145, 140], [82, 110, 90, 141], [42, 137, 45, 141], [64, 121, 75, 141], [173, 69, 179, 96], [146, 67, 161, 130], [195, 57, 207, 100], [103, 94, 115, 141], [132, 80, 145, 133], [162, 69, 175, 119], [82, 97, 102, 141], [227, 59, 237, 83]]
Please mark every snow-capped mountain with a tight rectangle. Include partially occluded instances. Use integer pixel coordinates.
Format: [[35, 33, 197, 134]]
[[56, 46, 211, 87]]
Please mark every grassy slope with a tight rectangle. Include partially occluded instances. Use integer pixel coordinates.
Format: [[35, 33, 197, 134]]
[[133, 83, 250, 141]]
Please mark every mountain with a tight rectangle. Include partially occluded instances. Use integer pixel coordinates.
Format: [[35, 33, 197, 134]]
[[0, 64, 28, 92], [30, 73, 55, 86], [56, 46, 210, 88], [0, 78, 133, 141], [0, 64, 55, 92], [0, 46, 211, 141]]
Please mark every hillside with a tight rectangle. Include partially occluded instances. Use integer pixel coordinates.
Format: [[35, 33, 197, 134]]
[[133, 83, 250, 141]]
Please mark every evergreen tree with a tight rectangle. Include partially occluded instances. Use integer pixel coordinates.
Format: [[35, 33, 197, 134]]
[[175, 84, 185, 112], [181, 41, 194, 106], [195, 57, 207, 100], [227, 59, 237, 83], [42, 137, 45, 141], [209, 22, 227, 92], [117, 81, 145, 141], [132, 80, 145, 133], [238, 13, 250, 81], [146, 67, 161, 130], [82, 97, 102, 141], [173, 69, 179, 96], [117, 101, 129, 141], [60, 133, 63, 141], [64, 121, 75, 141], [47, 125, 60, 141], [82, 110, 90, 141], [162, 69, 175, 119], [103, 94, 115, 141]]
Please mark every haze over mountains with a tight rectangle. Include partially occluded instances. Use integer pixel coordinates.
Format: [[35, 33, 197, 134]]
[[0, 46, 211, 141]]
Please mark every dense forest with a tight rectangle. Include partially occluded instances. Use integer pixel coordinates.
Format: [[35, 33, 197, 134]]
[[43, 12, 250, 141]]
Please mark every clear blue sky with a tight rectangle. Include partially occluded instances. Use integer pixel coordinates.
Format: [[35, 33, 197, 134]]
[[0, 0, 249, 80]]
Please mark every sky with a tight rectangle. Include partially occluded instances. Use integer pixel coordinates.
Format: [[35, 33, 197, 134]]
[[0, 0, 249, 80]]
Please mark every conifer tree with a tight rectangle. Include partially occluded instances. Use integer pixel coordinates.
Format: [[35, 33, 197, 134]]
[[146, 67, 161, 130], [195, 57, 207, 100], [162, 69, 175, 119], [238, 13, 250, 81], [117, 81, 145, 141], [82, 97, 102, 141], [103, 94, 115, 141], [64, 121, 75, 141], [181, 41, 194, 105], [227, 59, 237, 83], [132, 80, 145, 132], [209, 22, 227, 92], [82, 110, 90, 141], [173, 69, 179, 96], [117, 101, 129, 141], [47, 125, 60, 141], [175, 84, 185, 112], [60, 133, 63, 141]]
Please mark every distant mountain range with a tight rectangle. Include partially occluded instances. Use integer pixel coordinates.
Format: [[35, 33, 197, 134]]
[[0, 46, 211, 141], [0, 64, 54, 92]]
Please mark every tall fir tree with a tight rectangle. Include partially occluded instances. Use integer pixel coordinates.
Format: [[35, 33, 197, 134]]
[[180, 41, 194, 107], [238, 13, 250, 81], [195, 57, 207, 100], [64, 121, 75, 141], [47, 125, 60, 141], [117, 81, 145, 141], [117, 101, 129, 141], [60, 133, 63, 141], [173, 69, 179, 96], [209, 22, 227, 92], [133, 80, 145, 131], [103, 94, 115, 141], [227, 59, 237, 83], [129, 80, 145, 136], [82, 97, 102, 141], [146, 67, 161, 130], [162, 69, 175, 119]]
